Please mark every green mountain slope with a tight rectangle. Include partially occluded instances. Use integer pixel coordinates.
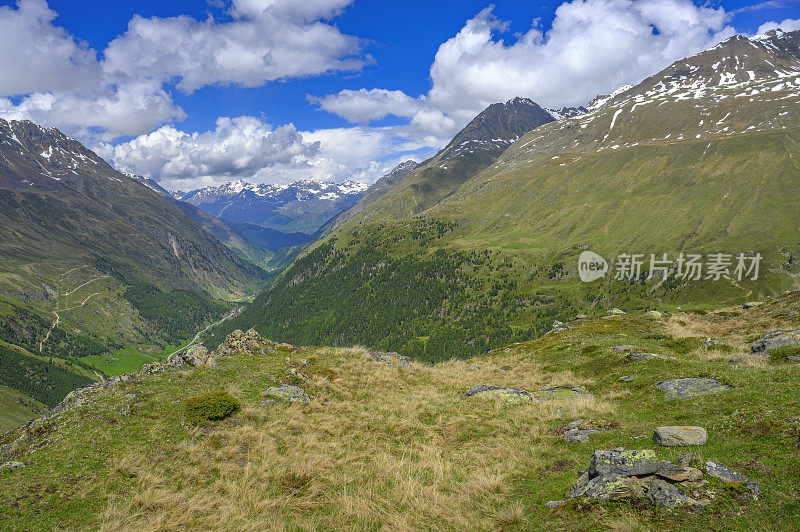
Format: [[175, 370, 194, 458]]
[[210, 30, 800, 360], [0, 119, 266, 427]]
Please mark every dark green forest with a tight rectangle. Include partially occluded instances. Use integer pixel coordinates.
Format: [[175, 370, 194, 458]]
[[0, 343, 91, 407]]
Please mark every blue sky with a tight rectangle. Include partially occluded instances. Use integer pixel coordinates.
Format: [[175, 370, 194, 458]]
[[0, 0, 799, 189]]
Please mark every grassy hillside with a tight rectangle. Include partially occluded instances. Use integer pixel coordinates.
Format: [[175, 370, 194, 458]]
[[3, 297, 800, 529]]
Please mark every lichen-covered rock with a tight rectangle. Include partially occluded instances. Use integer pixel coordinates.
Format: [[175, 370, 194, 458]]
[[655, 378, 733, 400], [653, 426, 707, 446], [646, 310, 663, 318], [288, 367, 309, 381], [465, 385, 533, 404], [627, 352, 676, 361], [588, 449, 659, 478], [370, 352, 411, 367], [532, 385, 592, 401], [575, 314, 588, 320], [702, 338, 722, 349], [607, 308, 626, 316], [646, 478, 699, 507], [705, 461, 761, 495], [583, 474, 645, 500], [265, 384, 310, 404], [562, 420, 600, 443], [751, 330, 800, 353], [544, 500, 564, 508], [655, 461, 703, 482], [743, 301, 765, 309], [567, 471, 590, 499], [167, 345, 211, 368]]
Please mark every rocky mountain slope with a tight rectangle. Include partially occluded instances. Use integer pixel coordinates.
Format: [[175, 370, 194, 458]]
[[179, 179, 368, 234], [3, 296, 800, 529], [210, 29, 800, 361], [0, 119, 265, 428]]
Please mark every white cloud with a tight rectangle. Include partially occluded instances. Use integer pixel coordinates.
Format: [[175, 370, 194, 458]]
[[104, 116, 319, 186], [310, 89, 421, 123], [312, 0, 738, 140], [0, 0, 101, 96], [0, 0, 366, 140], [756, 18, 800, 34]]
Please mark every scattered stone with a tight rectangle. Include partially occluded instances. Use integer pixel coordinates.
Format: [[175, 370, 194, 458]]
[[553, 320, 564, 328], [264, 384, 310, 404], [751, 330, 800, 353], [588, 449, 659, 477], [288, 367, 309, 381], [619, 375, 634, 381], [705, 461, 761, 496], [167, 345, 211, 368], [611, 345, 636, 353], [544, 500, 564, 508], [646, 310, 663, 318], [532, 385, 593, 401], [655, 461, 703, 482], [743, 301, 765, 309], [655, 378, 733, 400], [788, 356, 800, 361], [584, 474, 645, 500], [465, 385, 532, 404], [679, 454, 698, 467], [575, 314, 588, 320], [468, 365, 479, 370], [370, 352, 411, 367], [627, 352, 676, 361], [0, 461, 24, 471], [567, 471, 590, 499], [607, 308, 626, 316], [646, 477, 701, 507], [563, 420, 601, 443], [300, 359, 309, 365], [653, 426, 708, 446]]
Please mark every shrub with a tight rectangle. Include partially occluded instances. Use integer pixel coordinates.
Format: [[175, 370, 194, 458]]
[[183, 389, 240, 424], [661, 337, 703, 354]]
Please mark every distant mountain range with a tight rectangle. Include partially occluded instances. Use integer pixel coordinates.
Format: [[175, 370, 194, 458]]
[[177, 179, 369, 235]]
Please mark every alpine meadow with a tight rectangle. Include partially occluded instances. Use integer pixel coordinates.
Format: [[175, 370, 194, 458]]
[[1, 1, 800, 530]]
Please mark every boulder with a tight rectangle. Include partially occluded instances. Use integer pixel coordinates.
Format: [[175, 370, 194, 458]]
[[653, 426, 708, 446], [167, 345, 210, 368], [751, 330, 800, 353], [655, 378, 733, 400], [544, 500, 564, 508], [743, 301, 765, 309], [575, 314, 588, 320], [607, 308, 626, 316], [264, 384, 310, 404], [655, 461, 703, 482], [370, 352, 411, 367], [646, 478, 700, 507], [646, 310, 663, 318], [562, 419, 601, 443], [583, 474, 646, 500], [702, 337, 722, 349], [705, 461, 761, 495], [465, 385, 532, 404], [588, 449, 659, 478], [611, 345, 636, 353]]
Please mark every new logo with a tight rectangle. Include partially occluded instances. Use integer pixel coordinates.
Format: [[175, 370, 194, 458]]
[[578, 251, 608, 282]]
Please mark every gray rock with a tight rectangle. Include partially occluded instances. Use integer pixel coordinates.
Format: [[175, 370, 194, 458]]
[[678, 453, 698, 467], [655, 378, 733, 400], [619, 375, 634, 381], [588, 449, 659, 478], [607, 308, 626, 316], [565, 428, 601, 443], [264, 384, 310, 404], [167, 345, 210, 368], [584, 474, 645, 500], [646, 310, 663, 318], [655, 461, 703, 482], [646, 478, 698, 507], [702, 337, 722, 348], [743, 301, 765, 309], [0, 461, 24, 471], [370, 352, 411, 367], [705, 461, 761, 495], [544, 500, 564, 508], [567, 471, 590, 499], [553, 320, 564, 328], [751, 330, 800, 353], [653, 426, 708, 446], [788, 356, 800, 361], [575, 314, 588, 320], [611, 345, 636, 353], [465, 385, 533, 404], [627, 352, 676, 361]]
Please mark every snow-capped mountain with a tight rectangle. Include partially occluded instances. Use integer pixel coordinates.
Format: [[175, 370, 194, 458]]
[[179, 179, 369, 234]]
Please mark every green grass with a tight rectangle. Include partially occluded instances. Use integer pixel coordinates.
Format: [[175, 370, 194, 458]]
[[0, 385, 47, 433]]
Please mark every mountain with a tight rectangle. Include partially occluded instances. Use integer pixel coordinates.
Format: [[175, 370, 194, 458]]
[[179, 179, 369, 234], [210, 29, 800, 362], [0, 118, 265, 424]]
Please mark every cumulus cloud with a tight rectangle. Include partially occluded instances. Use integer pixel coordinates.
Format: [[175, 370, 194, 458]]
[[104, 116, 319, 184], [0, 0, 366, 140], [756, 18, 800, 34], [312, 0, 737, 139], [309, 89, 421, 123]]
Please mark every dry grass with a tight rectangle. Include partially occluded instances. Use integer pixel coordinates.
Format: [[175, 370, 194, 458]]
[[98, 346, 613, 531]]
